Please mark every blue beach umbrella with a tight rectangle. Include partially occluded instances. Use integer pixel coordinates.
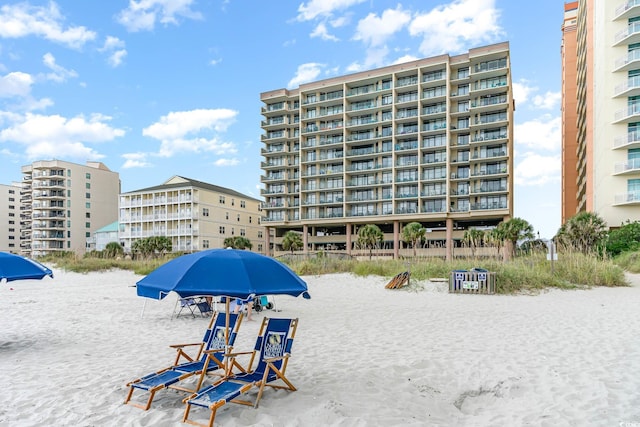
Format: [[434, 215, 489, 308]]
[[136, 248, 310, 301], [0, 252, 53, 282]]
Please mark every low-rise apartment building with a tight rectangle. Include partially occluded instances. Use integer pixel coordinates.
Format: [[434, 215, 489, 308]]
[[118, 176, 264, 253]]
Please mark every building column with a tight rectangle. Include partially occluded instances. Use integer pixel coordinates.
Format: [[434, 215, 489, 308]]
[[265, 226, 271, 256], [393, 220, 400, 260], [303, 224, 309, 254], [446, 218, 453, 261], [346, 223, 352, 256]]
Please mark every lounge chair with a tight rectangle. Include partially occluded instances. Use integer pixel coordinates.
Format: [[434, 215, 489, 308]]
[[182, 317, 299, 427], [124, 311, 243, 410]]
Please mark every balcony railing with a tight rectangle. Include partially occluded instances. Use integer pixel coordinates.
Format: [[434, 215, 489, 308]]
[[614, 158, 640, 174]]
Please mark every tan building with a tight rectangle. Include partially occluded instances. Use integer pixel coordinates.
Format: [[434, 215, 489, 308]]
[[20, 160, 120, 257], [562, 0, 640, 228], [562, 1, 579, 224], [0, 183, 21, 253], [260, 42, 514, 259], [118, 176, 264, 254]]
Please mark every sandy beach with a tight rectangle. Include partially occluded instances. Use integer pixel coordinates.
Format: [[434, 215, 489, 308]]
[[1, 267, 639, 426]]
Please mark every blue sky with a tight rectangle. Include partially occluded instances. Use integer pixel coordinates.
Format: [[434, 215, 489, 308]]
[[0, 0, 563, 238]]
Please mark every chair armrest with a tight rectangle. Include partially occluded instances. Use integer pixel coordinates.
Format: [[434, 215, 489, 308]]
[[263, 353, 290, 363], [169, 342, 200, 349], [219, 350, 253, 358]]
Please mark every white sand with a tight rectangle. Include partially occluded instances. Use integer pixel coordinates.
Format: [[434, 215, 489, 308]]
[[1, 268, 639, 427]]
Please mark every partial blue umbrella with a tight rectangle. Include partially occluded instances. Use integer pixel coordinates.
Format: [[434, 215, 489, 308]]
[[0, 252, 53, 282]]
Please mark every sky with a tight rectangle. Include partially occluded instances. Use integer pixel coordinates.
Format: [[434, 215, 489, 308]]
[[0, 0, 563, 239]]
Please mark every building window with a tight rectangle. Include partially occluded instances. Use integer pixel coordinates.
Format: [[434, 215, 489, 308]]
[[86, 192, 91, 199], [8, 236, 14, 240], [249, 216, 252, 223], [219, 196, 225, 204], [231, 228, 235, 235], [67, 170, 71, 177], [8, 213, 14, 217], [86, 212, 91, 218], [226, 212, 229, 220], [240, 228, 246, 236], [219, 226, 225, 234], [8, 189, 14, 194], [203, 239, 210, 249], [237, 214, 240, 222], [86, 222, 91, 228], [257, 244, 263, 252], [203, 208, 209, 217], [86, 172, 91, 179], [9, 220, 14, 225], [86, 183, 91, 189], [240, 201, 246, 208], [68, 190, 71, 197], [86, 232, 91, 238], [67, 200, 71, 207], [8, 197, 14, 202], [258, 231, 263, 238], [231, 199, 235, 206], [8, 205, 14, 210], [86, 202, 91, 208]]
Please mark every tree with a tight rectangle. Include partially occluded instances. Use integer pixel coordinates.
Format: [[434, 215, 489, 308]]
[[485, 227, 505, 258], [462, 227, 485, 258], [357, 224, 383, 260], [496, 217, 535, 260], [281, 231, 303, 254], [606, 220, 640, 256], [104, 241, 124, 258], [401, 222, 426, 257], [224, 236, 253, 250], [556, 211, 608, 254], [131, 236, 172, 259]]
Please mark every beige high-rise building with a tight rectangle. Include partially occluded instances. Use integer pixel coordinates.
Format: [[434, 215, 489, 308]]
[[260, 42, 514, 259], [0, 183, 21, 253], [118, 176, 264, 254], [562, 0, 640, 228], [20, 160, 120, 257]]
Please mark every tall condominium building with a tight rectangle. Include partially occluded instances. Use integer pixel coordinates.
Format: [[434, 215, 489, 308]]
[[562, 0, 640, 228], [562, 2, 579, 224], [118, 176, 264, 254], [0, 183, 21, 253], [20, 160, 120, 257], [260, 42, 514, 259]]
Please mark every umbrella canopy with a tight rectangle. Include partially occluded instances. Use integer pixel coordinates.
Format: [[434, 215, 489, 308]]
[[136, 249, 310, 301], [0, 252, 54, 282]]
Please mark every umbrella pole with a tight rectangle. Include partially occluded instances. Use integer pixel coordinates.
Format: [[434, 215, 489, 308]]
[[225, 299, 230, 376]]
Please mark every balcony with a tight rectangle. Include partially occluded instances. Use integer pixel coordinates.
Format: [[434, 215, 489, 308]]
[[614, 158, 640, 175], [614, 21, 640, 46], [614, 191, 640, 205], [614, 104, 640, 123], [614, 75, 640, 98], [614, 130, 640, 150], [471, 202, 508, 211], [614, 0, 640, 21], [614, 49, 640, 72]]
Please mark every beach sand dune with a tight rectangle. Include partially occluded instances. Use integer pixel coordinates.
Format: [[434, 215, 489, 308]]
[[1, 269, 639, 426]]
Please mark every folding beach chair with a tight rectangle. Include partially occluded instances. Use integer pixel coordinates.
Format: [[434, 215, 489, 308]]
[[124, 311, 243, 410], [175, 297, 212, 319], [183, 317, 298, 427]]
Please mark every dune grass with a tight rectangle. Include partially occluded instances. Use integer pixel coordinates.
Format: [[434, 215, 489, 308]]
[[38, 251, 628, 294]]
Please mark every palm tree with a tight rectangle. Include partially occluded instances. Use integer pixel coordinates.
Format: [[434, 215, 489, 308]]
[[104, 241, 124, 258], [556, 211, 608, 254], [462, 227, 485, 258], [485, 227, 504, 258], [224, 236, 253, 250], [401, 222, 425, 257], [357, 224, 383, 260], [496, 217, 535, 260], [281, 231, 303, 254]]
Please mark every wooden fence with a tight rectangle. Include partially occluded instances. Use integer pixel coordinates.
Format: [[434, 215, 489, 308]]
[[449, 270, 496, 294]]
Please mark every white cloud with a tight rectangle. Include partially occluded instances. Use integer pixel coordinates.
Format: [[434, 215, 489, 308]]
[[513, 80, 536, 106], [42, 53, 78, 82], [311, 22, 339, 41], [117, 0, 202, 32], [287, 63, 325, 89], [0, 2, 96, 49], [143, 108, 238, 157], [297, 0, 365, 21], [0, 112, 125, 160], [108, 50, 127, 67], [353, 6, 411, 47], [209, 58, 222, 66], [515, 115, 561, 152], [121, 152, 152, 169], [102, 36, 125, 51], [0, 71, 33, 97], [214, 158, 239, 166], [408, 0, 503, 56], [100, 36, 127, 67], [515, 152, 561, 186], [533, 91, 561, 110], [392, 54, 420, 65]]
